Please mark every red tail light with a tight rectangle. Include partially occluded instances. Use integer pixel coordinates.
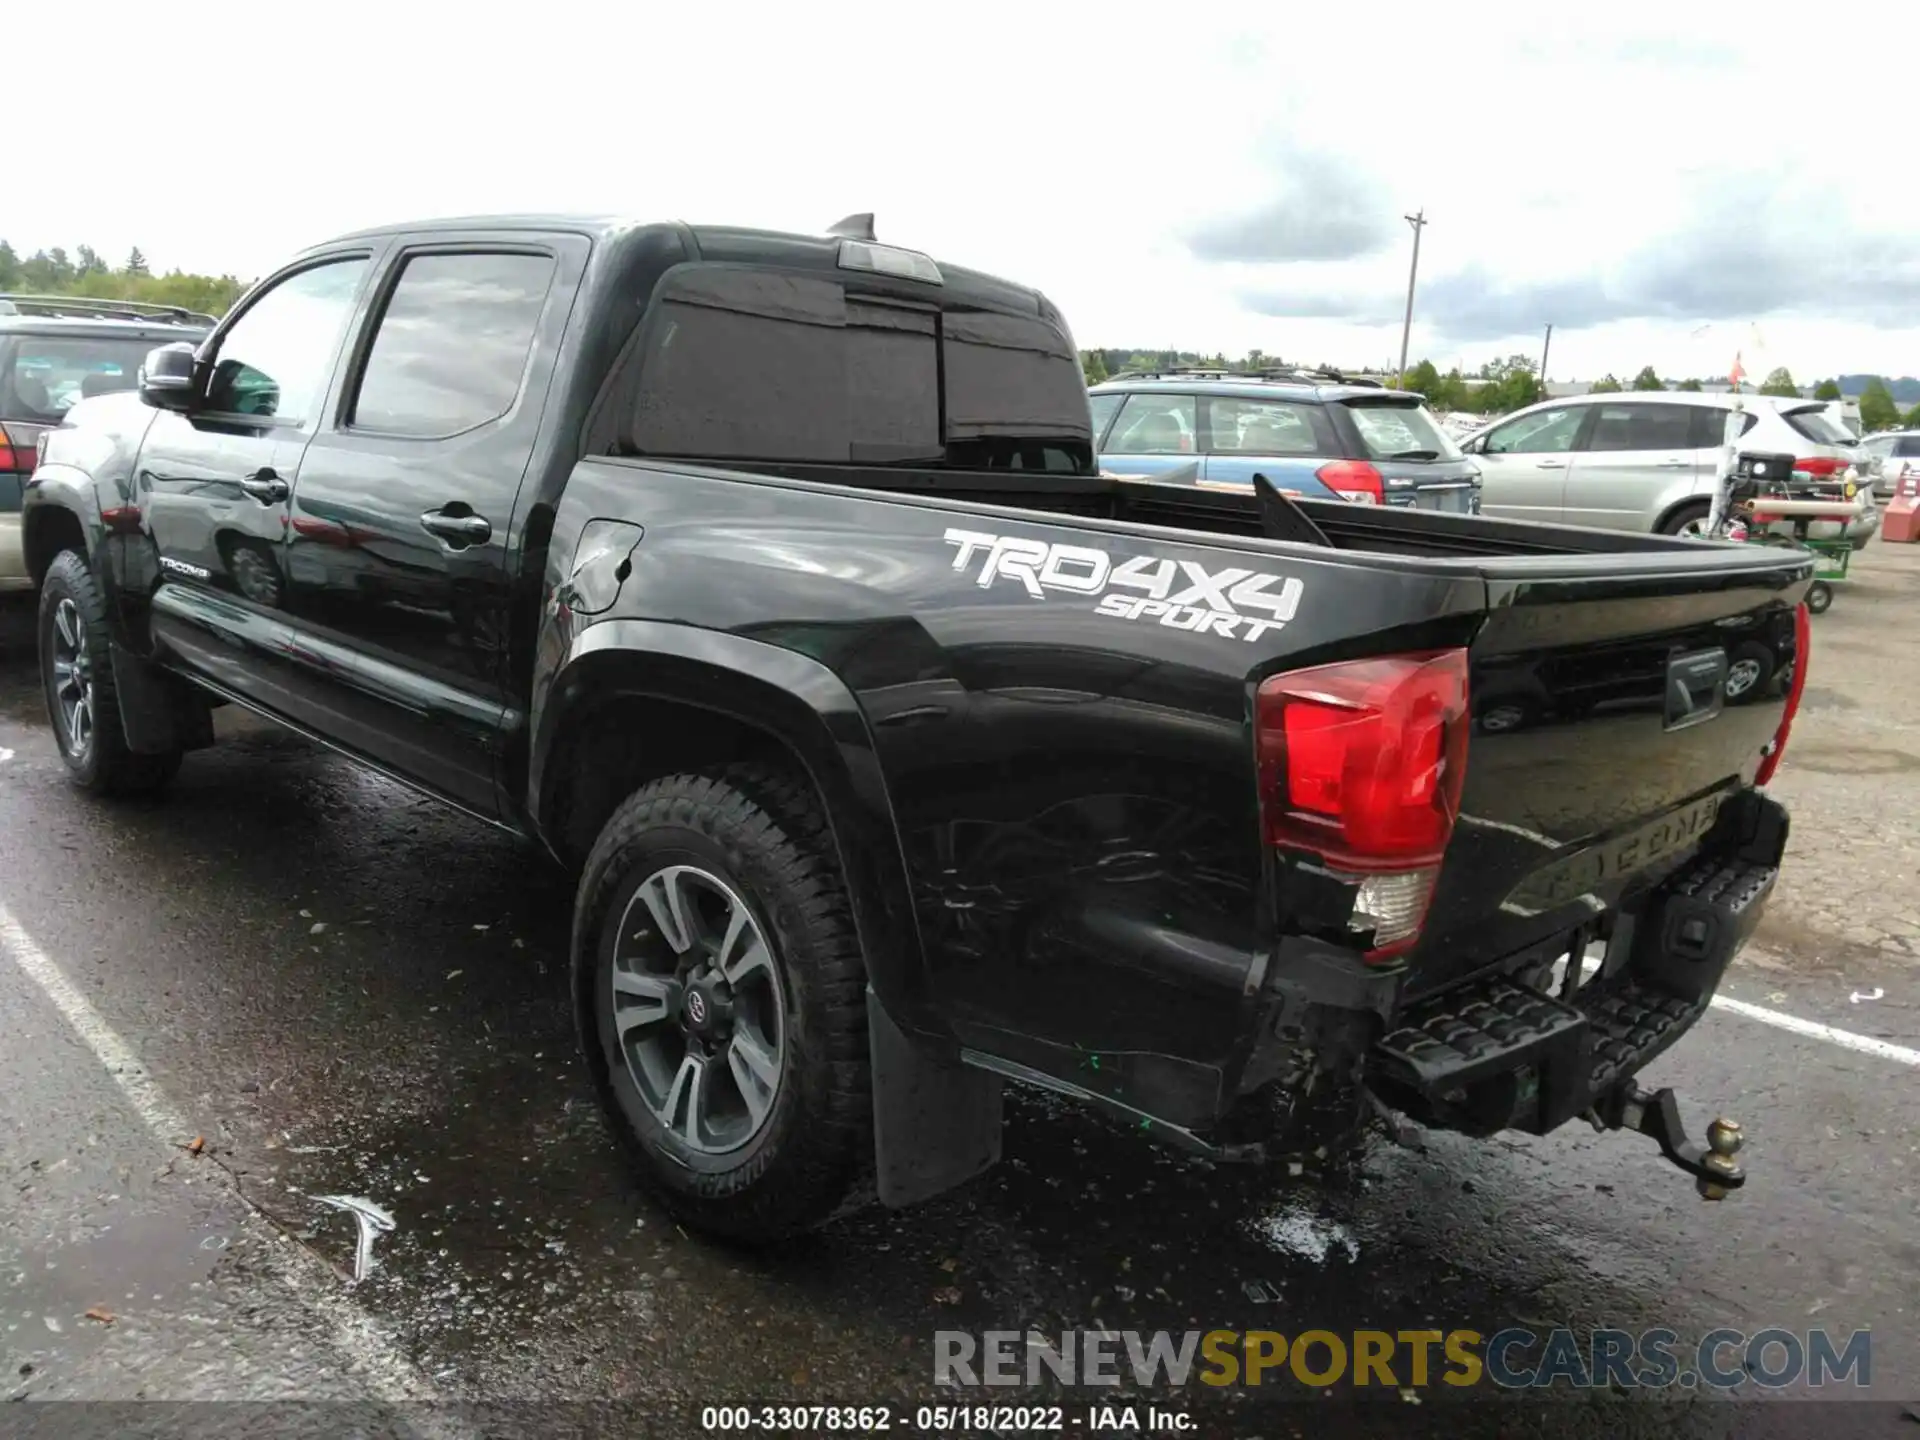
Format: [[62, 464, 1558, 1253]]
[[1792, 456, 1848, 479], [1755, 603, 1810, 786], [1316, 459, 1385, 505], [1256, 649, 1471, 960], [0, 423, 32, 476]]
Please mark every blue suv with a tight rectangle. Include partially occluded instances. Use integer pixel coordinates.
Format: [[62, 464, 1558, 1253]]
[[1087, 368, 1482, 513]]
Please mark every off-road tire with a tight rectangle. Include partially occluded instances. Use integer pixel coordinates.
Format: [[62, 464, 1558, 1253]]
[[38, 550, 182, 796], [573, 765, 873, 1241]]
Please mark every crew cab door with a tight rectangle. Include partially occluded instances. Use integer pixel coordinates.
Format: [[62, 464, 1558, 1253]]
[[137, 254, 376, 715], [1097, 392, 1203, 487], [1467, 403, 1587, 523], [1560, 401, 1705, 533], [282, 234, 587, 816]]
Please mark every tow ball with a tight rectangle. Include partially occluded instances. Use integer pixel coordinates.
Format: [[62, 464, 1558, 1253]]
[[1589, 1085, 1746, 1200]]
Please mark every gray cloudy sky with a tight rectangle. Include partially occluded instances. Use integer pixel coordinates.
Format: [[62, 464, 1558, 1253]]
[[15, 0, 1920, 381]]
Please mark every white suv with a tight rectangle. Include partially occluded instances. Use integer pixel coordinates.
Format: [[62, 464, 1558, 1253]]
[[1460, 391, 1876, 545]]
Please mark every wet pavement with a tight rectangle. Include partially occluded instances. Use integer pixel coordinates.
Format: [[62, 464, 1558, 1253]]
[[0, 563, 1916, 1438]]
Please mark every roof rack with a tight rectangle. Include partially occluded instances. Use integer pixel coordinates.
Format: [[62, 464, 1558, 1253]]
[[0, 293, 217, 327], [1104, 364, 1392, 389], [1246, 366, 1389, 388], [1104, 366, 1237, 382]]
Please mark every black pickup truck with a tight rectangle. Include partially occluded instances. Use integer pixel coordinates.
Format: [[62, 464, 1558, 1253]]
[[23, 214, 1810, 1241]]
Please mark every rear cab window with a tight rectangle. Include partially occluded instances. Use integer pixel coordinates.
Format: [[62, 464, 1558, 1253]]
[[1894, 437, 1920, 458], [3, 334, 162, 420], [624, 264, 1094, 473], [1341, 398, 1461, 461]]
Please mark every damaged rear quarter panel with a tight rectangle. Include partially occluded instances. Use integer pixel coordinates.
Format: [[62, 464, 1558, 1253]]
[[543, 459, 1487, 1127]]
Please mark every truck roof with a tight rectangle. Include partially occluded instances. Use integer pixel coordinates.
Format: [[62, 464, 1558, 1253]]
[[305, 214, 1056, 317]]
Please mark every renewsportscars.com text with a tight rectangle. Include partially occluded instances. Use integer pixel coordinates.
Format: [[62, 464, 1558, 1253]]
[[935, 1327, 1871, 1391]]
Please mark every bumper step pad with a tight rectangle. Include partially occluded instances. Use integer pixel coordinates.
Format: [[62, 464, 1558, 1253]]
[[1374, 968, 1710, 1134]]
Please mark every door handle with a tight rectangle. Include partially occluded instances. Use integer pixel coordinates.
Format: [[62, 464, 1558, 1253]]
[[238, 469, 289, 502], [419, 508, 493, 545], [1534, 460, 1566, 470]]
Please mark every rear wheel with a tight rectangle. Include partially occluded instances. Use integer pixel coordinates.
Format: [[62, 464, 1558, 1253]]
[[38, 551, 181, 795], [1660, 502, 1711, 538], [573, 766, 873, 1241], [1806, 581, 1834, 615]]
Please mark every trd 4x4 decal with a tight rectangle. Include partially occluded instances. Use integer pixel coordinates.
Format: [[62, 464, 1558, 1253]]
[[942, 527, 1303, 643]]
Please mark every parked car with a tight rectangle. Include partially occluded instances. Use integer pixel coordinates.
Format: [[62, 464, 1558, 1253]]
[[25, 214, 1807, 1240], [1853, 430, 1920, 500], [1089, 370, 1481, 513], [1459, 390, 1878, 547], [0, 296, 213, 592]]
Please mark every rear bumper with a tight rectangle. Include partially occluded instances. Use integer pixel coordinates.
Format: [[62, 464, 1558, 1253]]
[[1368, 790, 1786, 1138]]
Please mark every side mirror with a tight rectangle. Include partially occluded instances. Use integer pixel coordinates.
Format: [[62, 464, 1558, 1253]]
[[139, 342, 200, 412]]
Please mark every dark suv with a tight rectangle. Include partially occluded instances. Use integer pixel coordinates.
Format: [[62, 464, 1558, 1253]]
[[1, 295, 213, 589], [1088, 367, 1482, 512]]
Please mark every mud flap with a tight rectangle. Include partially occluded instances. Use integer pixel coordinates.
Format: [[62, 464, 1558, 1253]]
[[110, 641, 214, 755], [867, 988, 1003, 1208]]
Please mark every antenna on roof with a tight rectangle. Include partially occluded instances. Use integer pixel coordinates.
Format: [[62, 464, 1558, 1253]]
[[827, 212, 876, 241]]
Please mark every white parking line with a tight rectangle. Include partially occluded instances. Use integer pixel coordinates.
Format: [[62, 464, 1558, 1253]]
[[1710, 993, 1920, 1067], [0, 899, 445, 1406]]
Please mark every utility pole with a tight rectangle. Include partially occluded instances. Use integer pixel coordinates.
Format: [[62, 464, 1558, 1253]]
[[1395, 209, 1427, 390], [1539, 324, 1553, 387]]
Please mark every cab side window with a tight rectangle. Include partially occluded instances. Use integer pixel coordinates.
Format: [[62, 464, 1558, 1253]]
[[204, 258, 370, 422], [349, 251, 557, 438]]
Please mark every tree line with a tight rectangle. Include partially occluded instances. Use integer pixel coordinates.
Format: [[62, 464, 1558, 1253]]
[[0, 241, 248, 319], [1081, 350, 1920, 427]]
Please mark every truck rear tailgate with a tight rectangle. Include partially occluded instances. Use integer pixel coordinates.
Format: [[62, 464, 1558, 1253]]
[[1408, 551, 1809, 997]]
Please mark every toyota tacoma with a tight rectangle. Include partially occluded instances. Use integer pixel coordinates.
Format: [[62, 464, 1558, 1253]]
[[23, 213, 1808, 1239]]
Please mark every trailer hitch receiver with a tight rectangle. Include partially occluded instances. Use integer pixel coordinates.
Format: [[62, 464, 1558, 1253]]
[[1590, 1085, 1745, 1199]]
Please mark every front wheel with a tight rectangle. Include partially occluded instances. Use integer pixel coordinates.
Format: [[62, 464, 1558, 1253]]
[[572, 767, 873, 1242], [38, 550, 181, 795]]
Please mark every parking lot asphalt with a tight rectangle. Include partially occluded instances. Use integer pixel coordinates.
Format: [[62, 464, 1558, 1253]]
[[0, 548, 1916, 1438]]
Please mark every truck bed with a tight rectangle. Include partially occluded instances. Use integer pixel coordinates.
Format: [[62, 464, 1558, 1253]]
[[653, 455, 1791, 570], [577, 455, 1810, 1064]]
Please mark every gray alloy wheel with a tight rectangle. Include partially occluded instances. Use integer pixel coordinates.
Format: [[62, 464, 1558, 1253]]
[[48, 597, 95, 760], [609, 864, 787, 1155]]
